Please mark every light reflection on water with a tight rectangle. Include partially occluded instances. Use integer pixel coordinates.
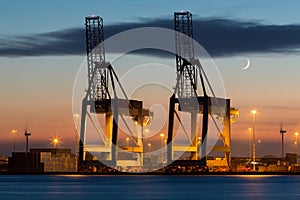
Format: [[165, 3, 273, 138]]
[[0, 175, 300, 200], [230, 174, 281, 178]]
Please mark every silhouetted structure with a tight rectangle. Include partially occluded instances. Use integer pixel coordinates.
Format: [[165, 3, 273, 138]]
[[280, 126, 287, 159], [8, 149, 76, 173], [24, 129, 31, 153], [79, 16, 150, 171], [8, 152, 43, 173], [167, 11, 237, 169]]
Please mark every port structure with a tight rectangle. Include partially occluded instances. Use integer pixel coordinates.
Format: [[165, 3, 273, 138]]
[[167, 11, 238, 169], [79, 16, 151, 171]]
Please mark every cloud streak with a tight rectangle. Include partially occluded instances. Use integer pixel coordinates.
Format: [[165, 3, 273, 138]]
[[1, 17, 300, 57]]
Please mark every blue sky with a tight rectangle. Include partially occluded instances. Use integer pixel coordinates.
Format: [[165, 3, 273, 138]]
[[1, 0, 300, 35], [1, 0, 300, 156]]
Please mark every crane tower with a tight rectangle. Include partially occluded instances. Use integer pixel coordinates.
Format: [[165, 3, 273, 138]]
[[79, 16, 150, 171], [167, 12, 238, 168]]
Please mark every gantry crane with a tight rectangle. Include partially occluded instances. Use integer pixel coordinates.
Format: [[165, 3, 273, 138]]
[[79, 16, 150, 171], [167, 11, 238, 169]]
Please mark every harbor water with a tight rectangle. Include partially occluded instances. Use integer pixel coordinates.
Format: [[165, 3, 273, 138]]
[[0, 175, 300, 200]]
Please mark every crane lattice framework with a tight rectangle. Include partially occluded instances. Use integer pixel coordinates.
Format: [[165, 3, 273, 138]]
[[174, 12, 195, 99], [85, 16, 106, 103], [167, 11, 238, 168], [79, 16, 150, 170]]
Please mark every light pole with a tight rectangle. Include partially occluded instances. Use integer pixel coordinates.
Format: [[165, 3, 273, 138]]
[[294, 141, 297, 163], [126, 137, 129, 147], [160, 133, 165, 163], [198, 136, 202, 145], [248, 127, 253, 159], [251, 109, 257, 171], [145, 129, 150, 153], [51, 136, 60, 173], [147, 142, 151, 156], [163, 139, 167, 163], [159, 133, 165, 147], [295, 132, 299, 166], [11, 129, 17, 153], [258, 140, 262, 158], [197, 136, 201, 159], [73, 114, 80, 172]]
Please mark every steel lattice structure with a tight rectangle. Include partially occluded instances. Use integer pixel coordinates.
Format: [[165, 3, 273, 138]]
[[174, 12, 196, 99], [167, 12, 238, 169], [85, 16, 107, 102], [79, 16, 150, 171], [79, 16, 110, 166]]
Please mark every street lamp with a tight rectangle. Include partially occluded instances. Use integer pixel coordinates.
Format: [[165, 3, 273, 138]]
[[258, 139, 262, 158], [73, 114, 80, 172], [295, 132, 299, 166], [197, 136, 202, 160], [197, 136, 201, 145], [294, 141, 297, 157], [126, 137, 129, 147], [11, 129, 17, 153], [159, 133, 165, 163], [159, 133, 165, 147], [248, 127, 253, 159], [51, 136, 61, 148], [251, 109, 257, 171]]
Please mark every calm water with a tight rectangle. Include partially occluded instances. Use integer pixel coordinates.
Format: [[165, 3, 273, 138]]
[[0, 175, 300, 200]]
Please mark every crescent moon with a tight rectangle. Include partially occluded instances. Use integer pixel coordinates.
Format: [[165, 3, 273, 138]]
[[242, 58, 250, 70]]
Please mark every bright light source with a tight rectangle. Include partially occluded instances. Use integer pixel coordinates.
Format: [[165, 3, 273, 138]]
[[295, 132, 299, 136], [160, 133, 165, 137], [51, 136, 61, 148], [251, 110, 257, 114]]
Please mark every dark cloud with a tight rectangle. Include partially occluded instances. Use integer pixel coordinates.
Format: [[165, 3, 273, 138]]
[[0, 28, 85, 57], [1, 17, 300, 57]]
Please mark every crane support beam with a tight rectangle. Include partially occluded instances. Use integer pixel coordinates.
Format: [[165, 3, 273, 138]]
[[167, 11, 237, 170], [79, 16, 151, 172]]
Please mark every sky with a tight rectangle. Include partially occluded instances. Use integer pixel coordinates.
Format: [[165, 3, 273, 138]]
[[1, 0, 300, 157]]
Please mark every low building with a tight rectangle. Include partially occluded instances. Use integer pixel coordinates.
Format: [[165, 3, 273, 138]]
[[8, 148, 77, 173], [31, 148, 77, 172], [286, 153, 297, 165], [0, 155, 9, 172], [8, 152, 44, 173]]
